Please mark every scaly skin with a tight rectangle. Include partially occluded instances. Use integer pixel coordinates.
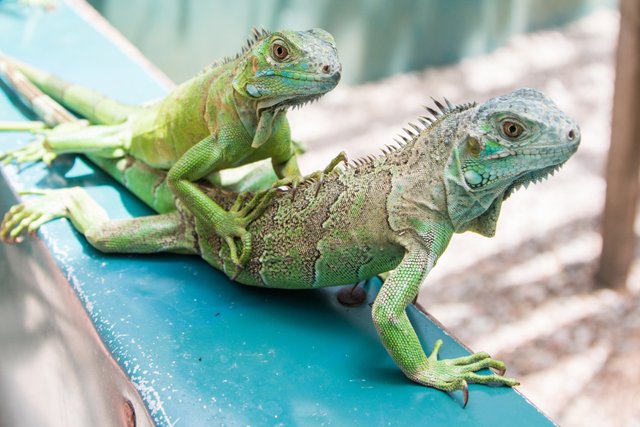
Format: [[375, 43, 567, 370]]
[[0, 28, 341, 269], [0, 64, 580, 403]]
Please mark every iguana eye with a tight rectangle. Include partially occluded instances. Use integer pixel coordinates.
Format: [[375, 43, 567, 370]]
[[271, 42, 289, 61], [502, 121, 524, 139]]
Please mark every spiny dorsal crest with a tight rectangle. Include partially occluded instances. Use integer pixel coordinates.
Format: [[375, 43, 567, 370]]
[[346, 97, 477, 169], [422, 97, 477, 124], [221, 27, 272, 64], [281, 97, 478, 197], [239, 26, 271, 55], [198, 27, 272, 73]]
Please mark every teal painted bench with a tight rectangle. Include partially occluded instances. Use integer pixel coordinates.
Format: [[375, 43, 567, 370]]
[[0, 1, 554, 425]]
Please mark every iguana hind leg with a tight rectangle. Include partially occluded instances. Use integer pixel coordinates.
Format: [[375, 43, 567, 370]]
[[0, 187, 198, 254], [1, 122, 130, 165]]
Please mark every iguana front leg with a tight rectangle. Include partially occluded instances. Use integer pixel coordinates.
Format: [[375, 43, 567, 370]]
[[166, 134, 274, 272], [373, 220, 518, 406]]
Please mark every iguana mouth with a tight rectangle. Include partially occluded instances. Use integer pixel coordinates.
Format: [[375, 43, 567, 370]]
[[502, 140, 579, 199], [258, 93, 325, 114], [256, 69, 340, 83], [503, 163, 564, 200]]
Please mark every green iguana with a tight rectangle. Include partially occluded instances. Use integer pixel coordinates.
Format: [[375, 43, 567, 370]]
[[0, 27, 341, 270], [0, 61, 580, 405]]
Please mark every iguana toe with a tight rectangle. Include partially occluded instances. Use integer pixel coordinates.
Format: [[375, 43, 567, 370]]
[[409, 340, 519, 406]]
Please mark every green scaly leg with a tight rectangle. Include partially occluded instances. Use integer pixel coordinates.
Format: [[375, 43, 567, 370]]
[[0, 121, 128, 165], [167, 135, 280, 273], [0, 187, 198, 254], [372, 221, 518, 407], [309, 150, 348, 194]]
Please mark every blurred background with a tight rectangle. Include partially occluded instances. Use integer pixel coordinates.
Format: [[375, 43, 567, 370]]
[[10, 0, 640, 425], [87, 0, 613, 84]]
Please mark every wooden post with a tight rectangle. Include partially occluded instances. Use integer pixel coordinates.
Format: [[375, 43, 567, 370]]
[[596, 0, 640, 289]]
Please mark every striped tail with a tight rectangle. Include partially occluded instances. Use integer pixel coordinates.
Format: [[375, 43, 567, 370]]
[[0, 54, 139, 125]]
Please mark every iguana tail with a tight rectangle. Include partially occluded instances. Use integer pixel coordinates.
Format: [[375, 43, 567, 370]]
[[0, 54, 138, 125], [0, 56, 176, 214]]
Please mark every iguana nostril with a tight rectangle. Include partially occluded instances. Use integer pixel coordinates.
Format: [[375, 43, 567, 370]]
[[322, 64, 331, 74], [568, 129, 576, 140]]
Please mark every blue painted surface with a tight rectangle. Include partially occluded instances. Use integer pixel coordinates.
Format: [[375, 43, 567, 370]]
[[0, 1, 554, 425]]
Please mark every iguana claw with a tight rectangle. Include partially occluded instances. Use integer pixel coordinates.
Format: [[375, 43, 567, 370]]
[[408, 339, 519, 407], [273, 151, 348, 200], [230, 265, 243, 281], [462, 380, 469, 408], [0, 188, 79, 242], [494, 366, 507, 377], [272, 175, 302, 201]]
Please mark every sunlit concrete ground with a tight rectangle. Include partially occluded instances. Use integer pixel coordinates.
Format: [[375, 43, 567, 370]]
[[288, 8, 639, 426]]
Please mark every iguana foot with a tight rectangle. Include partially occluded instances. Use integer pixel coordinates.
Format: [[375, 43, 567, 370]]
[[272, 174, 304, 201], [0, 188, 80, 242], [274, 151, 348, 199], [1, 120, 90, 165], [306, 151, 349, 195], [220, 188, 279, 278], [411, 339, 519, 407], [1, 135, 57, 165]]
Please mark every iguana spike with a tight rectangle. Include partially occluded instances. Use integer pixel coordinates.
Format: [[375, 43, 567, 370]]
[[431, 97, 446, 113], [398, 134, 409, 143], [409, 122, 422, 133], [444, 97, 454, 109], [381, 144, 398, 155], [417, 117, 430, 127], [261, 28, 270, 37], [402, 127, 415, 137], [252, 26, 261, 40], [425, 106, 440, 118]]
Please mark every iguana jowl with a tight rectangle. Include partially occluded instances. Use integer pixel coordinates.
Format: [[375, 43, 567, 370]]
[[0, 62, 580, 403], [0, 27, 341, 269]]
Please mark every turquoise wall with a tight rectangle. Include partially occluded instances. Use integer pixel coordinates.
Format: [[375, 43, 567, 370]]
[[88, 0, 616, 84]]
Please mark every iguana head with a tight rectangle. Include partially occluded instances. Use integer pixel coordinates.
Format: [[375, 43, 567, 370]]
[[444, 88, 580, 236], [232, 28, 341, 113]]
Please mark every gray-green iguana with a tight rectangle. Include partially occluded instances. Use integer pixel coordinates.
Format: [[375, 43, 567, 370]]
[[0, 27, 341, 271], [0, 60, 580, 404]]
